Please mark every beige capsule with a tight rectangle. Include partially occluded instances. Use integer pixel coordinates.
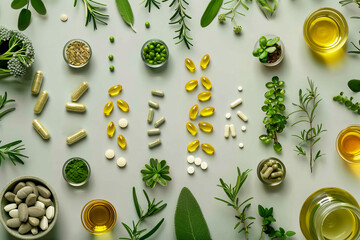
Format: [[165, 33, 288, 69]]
[[71, 81, 88, 101], [34, 91, 49, 114], [65, 102, 86, 112], [66, 129, 87, 145], [31, 71, 43, 95], [32, 119, 50, 140]]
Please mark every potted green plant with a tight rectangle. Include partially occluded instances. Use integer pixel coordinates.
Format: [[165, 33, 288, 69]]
[[253, 35, 284, 67]]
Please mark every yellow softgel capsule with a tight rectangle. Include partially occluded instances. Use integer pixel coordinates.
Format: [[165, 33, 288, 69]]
[[189, 104, 199, 120], [117, 99, 130, 112], [200, 76, 212, 90], [104, 101, 114, 116], [186, 122, 197, 136], [201, 143, 215, 155], [198, 91, 211, 102], [117, 134, 127, 150], [200, 54, 210, 69], [107, 122, 115, 138], [187, 140, 200, 152], [108, 85, 122, 97], [185, 58, 195, 72], [200, 107, 215, 117], [185, 80, 198, 91], [198, 122, 213, 133]]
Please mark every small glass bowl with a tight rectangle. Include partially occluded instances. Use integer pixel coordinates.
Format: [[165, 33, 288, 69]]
[[253, 34, 285, 67], [63, 39, 92, 68], [62, 157, 91, 187], [303, 8, 348, 53], [141, 39, 169, 68], [336, 125, 360, 164], [257, 157, 286, 186]]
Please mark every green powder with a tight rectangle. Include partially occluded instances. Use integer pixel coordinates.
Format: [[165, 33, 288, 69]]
[[65, 158, 89, 183]]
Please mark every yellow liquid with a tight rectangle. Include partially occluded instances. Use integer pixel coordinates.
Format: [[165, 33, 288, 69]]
[[309, 17, 339, 47], [82, 200, 117, 234], [322, 209, 356, 239], [337, 127, 360, 163], [341, 132, 360, 155]]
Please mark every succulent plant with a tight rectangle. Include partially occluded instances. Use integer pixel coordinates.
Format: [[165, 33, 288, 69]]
[[141, 158, 172, 188]]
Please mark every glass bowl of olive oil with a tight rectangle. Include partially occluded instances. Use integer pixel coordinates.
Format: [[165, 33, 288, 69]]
[[303, 8, 348, 53], [336, 125, 360, 164], [81, 199, 117, 235]]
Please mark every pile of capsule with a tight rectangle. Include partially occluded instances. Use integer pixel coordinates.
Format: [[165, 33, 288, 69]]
[[185, 55, 216, 157], [147, 89, 165, 149]]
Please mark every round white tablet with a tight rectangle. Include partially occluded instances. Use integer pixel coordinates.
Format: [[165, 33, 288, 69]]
[[187, 155, 195, 164], [241, 126, 247, 132], [60, 14, 68, 22], [194, 157, 202, 166], [225, 113, 231, 119], [239, 143, 244, 149], [200, 162, 208, 170], [238, 86, 243, 92], [119, 118, 128, 128], [187, 166, 195, 175], [117, 157, 127, 167], [105, 149, 115, 159]]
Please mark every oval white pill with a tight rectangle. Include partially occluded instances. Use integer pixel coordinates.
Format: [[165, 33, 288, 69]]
[[35, 201, 45, 209], [105, 149, 115, 159], [60, 14, 68, 22], [194, 157, 202, 166], [46, 206, 55, 220], [241, 126, 246, 132], [187, 155, 195, 164], [9, 209, 19, 218], [187, 166, 195, 175], [239, 143, 244, 149], [119, 118, 128, 128], [225, 113, 231, 119], [200, 162, 208, 170], [117, 157, 127, 167], [238, 86, 243, 92]]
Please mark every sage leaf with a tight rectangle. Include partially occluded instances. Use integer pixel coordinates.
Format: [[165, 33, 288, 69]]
[[348, 79, 360, 92], [18, 8, 31, 31], [175, 187, 211, 240], [115, 0, 136, 33], [200, 0, 223, 28], [11, 0, 28, 9], [31, 0, 46, 15]]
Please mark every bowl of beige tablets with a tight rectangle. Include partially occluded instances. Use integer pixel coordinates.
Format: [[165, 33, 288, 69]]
[[63, 39, 92, 68], [257, 157, 286, 186], [0, 176, 59, 239]]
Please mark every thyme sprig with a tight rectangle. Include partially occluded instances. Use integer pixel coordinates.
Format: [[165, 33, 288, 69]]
[[215, 168, 255, 240], [218, 0, 249, 34], [0, 140, 28, 166], [120, 187, 166, 240], [333, 92, 360, 114], [291, 78, 326, 173], [0, 92, 15, 121], [74, 0, 109, 30], [142, 0, 160, 12], [169, 0, 193, 49]]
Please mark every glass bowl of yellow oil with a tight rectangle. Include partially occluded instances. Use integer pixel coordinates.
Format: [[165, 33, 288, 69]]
[[303, 8, 348, 53], [336, 125, 360, 164], [81, 199, 117, 235]]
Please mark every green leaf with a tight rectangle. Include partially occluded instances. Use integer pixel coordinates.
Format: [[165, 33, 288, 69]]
[[273, 142, 282, 152], [252, 48, 263, 57], [132, 187, 142, 219], [18, 8, 31, 31], [258, 205, 265, 217], [348, 79, 360, 92], [200, 0, 223, 27], [259, 36, 267, 48], [286, 231, 296, 236], [140, 218, 164, 240], [175, 187, 211, 240], [115, 0, 136, 32], [267, 36, 280, 46], [31, 0, 46, 15], [259, 51, 268, 62], [11, 0, 28, 9], [265, 46, 276, 53]]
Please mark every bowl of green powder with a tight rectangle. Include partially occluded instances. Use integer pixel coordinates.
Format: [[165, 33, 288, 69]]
[[62, 157, 91, 187]]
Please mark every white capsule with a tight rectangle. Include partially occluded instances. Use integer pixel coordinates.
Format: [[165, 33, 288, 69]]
[[187, 166, 195, 175], [118, 118, 128, 128], [230, 98, 243, 109], [194, 157, 202, 166], [105, 149, 115, 159], [237, 111, 248, 122], [35, 201, 45, 209], [241, 126, 247, 132], [4, 203, 17, 212], [9, 209, 19, 218], [230, 124, 236, 138], [225, 113, 231, 119], [200, 162, 208, 170], [238, 86, 243, 92], [187, 155, 195, 164], [117, 157, 127, 167], [224, 125, 230, 138], [239, 143, 244, 149]]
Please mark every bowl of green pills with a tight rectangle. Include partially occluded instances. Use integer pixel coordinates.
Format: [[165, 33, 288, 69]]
[[141, 39, 169, 68], [62, 157, 91, 187]]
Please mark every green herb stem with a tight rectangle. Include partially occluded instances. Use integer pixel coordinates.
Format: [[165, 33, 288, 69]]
[[169, 0, 193, 49]]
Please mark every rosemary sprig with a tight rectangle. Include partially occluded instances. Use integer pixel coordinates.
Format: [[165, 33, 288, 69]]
[[0, 92, 15, 121], [0, 140, 28, 166], [215, 168, 255, 240], [349, 40, 360, 54], [291, 78, 326, 173], [120, 187, 166, 240], [142, 0, 160, 12], [218, 0, 249, 34], [74, 0, 109, 30], [169, 0, 193, 49], [339, 0, 360, 7]]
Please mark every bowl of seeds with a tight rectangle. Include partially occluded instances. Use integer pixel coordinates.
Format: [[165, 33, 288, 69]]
[[63, 39, 92, 68], [0, 176, 59, 239], [257, 157, 286, 186], [141, 39, 169, 68]]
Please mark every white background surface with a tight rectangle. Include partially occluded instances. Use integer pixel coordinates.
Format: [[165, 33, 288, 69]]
[[1, 0, 360, 239]]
